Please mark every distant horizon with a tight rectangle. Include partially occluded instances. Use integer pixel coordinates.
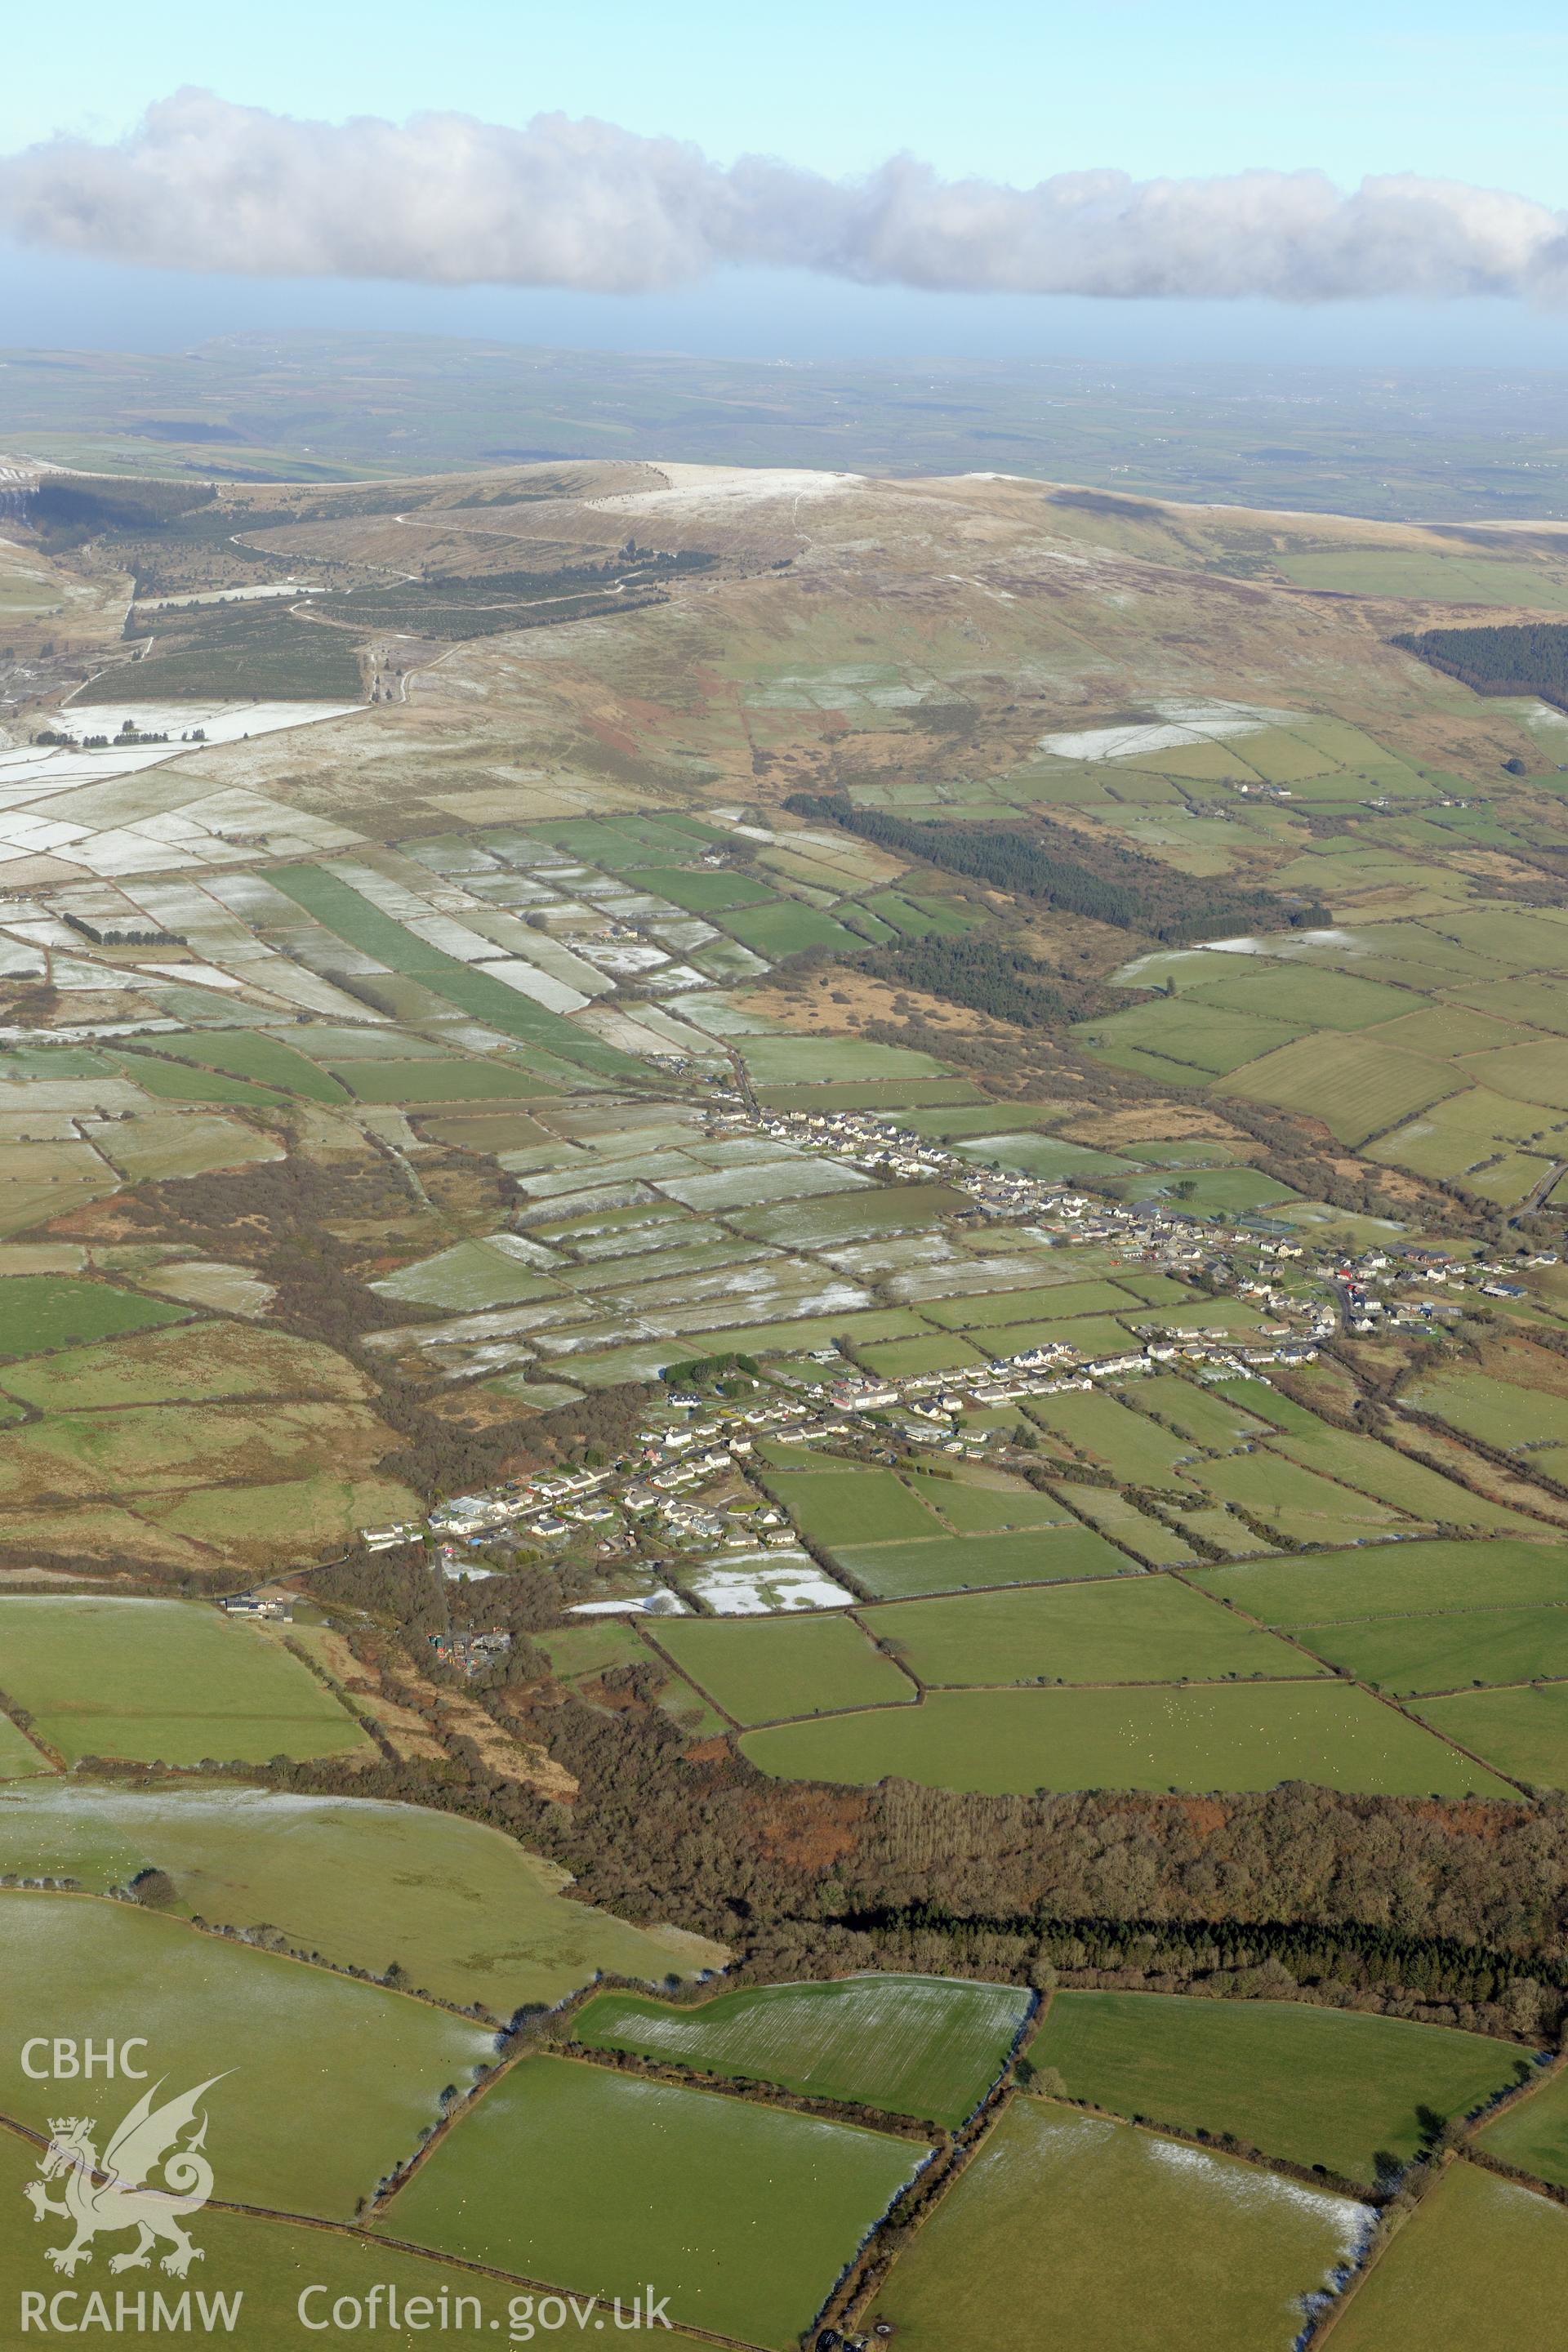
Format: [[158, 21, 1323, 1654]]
[[11, 250, 1568, 374], [15, 318, 1568, 381]]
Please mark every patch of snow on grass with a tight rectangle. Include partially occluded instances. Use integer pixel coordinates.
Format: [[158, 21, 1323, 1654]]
[[595, 463, 864, 515]]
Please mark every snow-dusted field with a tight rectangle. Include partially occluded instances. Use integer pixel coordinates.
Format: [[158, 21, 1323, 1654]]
[[684, 1552, 858, 1615], [595, 462, 864, 517]]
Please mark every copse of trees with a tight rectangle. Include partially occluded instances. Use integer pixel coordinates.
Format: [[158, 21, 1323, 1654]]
[[782, 794, 1330, 942], [29, 474, 218, 547], [849, 934, 1076, 1027], [1393, 620, 1568, 711], [662, 1352, 761, 1388]]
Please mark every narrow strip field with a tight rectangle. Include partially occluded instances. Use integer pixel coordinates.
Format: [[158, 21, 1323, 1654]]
[[860, 1578, 1321, 1687], [739, 1683, 1518, 1796]]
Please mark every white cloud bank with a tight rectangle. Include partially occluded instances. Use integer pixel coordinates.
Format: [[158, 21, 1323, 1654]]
[[4, 90, 1568, 301]]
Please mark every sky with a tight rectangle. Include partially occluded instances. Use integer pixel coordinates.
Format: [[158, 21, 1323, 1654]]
[[5, 0, 1568, 363]]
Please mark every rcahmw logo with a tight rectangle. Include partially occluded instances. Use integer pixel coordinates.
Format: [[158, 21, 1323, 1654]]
[[19, 2048, 242, 2335]]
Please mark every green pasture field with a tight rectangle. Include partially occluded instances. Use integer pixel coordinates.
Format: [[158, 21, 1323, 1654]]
[[1140, 1298, 1270, 1339], [0, 1780, 719, 2011], [1084, 1038, 1230, 1086], [1134, 1374, 1271, 1448], [1209, 1379, 1326, 1436], [1423, 905, 1568, 972], [737, 1035, 946, 1084], [1277, 548, 1568, 605], [0, 1320, 363, 1410], [650, 1613, 915, 1726], [1295, 1606, 1568, 1695], [924, 1278, 1138, 1331], [0, 1893, 492, 2220], [1218, 1032, 1459, 1146], [331, 1058, 550, 1102], [1463, 1148, 1567, 1207], [953, 1132, 1142, 1178], [835, 1525, 1140, 1598], [1054, 1486, 1201, 1566], [260, 1023, 453, 1059], [1034, 1992, 1529, 2185], [1194, 1537, 1568, 1625], [1109, 1167, 1303, 1218], [1366, 1004, 1537, 1058], [573, 1973, 1031, 2128], [1411, 1682, 1568, 1788], [629, 865, 777, 911], [0, 1273, 189, 1358], [147, 1031, 352, 1102], [767, 1466, 943, 1548], [532, 813, 724, 863], [0, 2134, 653, 2352], [861, 889, 971, 936], [423, 1111, 553, 1150], [1459, 1038, 1568, 1111], [756, 1078, 982, 1111], [968, 1307, 1142, 1364], [1076, 999, 1306, 1076], [860, 1578, 1318, 1687], [380, 2056, 920, 2350], [1174, 1505, 1274, 1558], [0, 1597, 368, 1766], [898, 1102, 1060, 1140], [1325, 2162, 1567, 2352], [1118, 1144, 1242, 1171], [1405, 1366, 1568, 1458], [859, 1334, 990, 1379], [1272, 1428, 1535, 1530], [1477, 2065, 1568, 2189], [1027, 1390, 1195, 1481], [1102, 1267, 1203, 1302], [1186, 963, 1420, 1031], [1181, 1450, 1409, 1544], [1366, 1085, 1561, 1182], [741, 1680, 1511, 1796], [871, 2101, 1366, 2352], [905, 1470, 1068, 1532], [538, 1621, 648, 1681], [266, 866, 635, 1078], [0, 1713, 48, 1779], [108, 1048, 289, 1107], [372, 1240, 566, 1312], [1452, 973, 1568, 1032], [721, 902, 862, 957]]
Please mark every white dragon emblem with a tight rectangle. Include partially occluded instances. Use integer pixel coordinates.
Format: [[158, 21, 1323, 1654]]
[[23, 2075, 227, 2278]]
